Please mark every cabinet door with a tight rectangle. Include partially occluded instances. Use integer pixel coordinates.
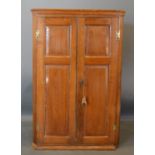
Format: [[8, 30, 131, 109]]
[[34, 17, 77, 145], [77, 18, 118, 145]]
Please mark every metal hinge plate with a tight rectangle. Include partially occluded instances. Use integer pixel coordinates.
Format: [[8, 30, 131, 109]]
[[35, 30, 40, 40], [113, 124, 117, 131], [116, 31, 120, 40]]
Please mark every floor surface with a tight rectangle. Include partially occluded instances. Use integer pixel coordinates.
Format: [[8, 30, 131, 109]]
[[21, 120, 133, 155]]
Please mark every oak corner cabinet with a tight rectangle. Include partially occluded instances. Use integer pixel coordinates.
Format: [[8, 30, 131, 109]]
[[32, 9, 125, 150]]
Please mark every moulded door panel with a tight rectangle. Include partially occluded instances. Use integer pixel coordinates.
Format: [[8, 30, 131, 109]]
[[77, 17, 118, 145], [35, 17, 77, 145]]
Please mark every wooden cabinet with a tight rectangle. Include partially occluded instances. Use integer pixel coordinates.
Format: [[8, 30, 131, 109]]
[[32, 9, 125, 150]]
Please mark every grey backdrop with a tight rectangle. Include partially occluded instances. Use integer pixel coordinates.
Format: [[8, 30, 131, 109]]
[[22, 0, 134, 118]]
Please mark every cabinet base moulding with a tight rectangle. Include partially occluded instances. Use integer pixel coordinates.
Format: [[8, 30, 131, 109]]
[[32, 143, 117, 150]]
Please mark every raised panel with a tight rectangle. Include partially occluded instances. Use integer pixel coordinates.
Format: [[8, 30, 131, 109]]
[[84, 65, 109, 136], [85, 26, 110, 56], [45, 65, 70, 136], [46, 26, 70, 56]]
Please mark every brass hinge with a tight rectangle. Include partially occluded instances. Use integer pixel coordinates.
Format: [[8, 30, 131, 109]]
[[116, 31, 120, 40], [113, 124, 117, 131], [35, 30, 40, 40]]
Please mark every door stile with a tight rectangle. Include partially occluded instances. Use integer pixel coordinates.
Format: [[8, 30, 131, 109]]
[[76, 18, 85, 143], [68, 18, 77, 143]]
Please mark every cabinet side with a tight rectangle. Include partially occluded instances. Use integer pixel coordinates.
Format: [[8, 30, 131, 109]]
[[114, 15, 125, 146], [32, 13, 37, 144]]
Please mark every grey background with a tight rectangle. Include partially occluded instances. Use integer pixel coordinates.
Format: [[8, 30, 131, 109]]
[[22, 0, 134, 118]]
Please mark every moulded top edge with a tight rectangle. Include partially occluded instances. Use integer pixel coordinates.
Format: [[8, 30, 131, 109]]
[[31, 9, 126, 16]]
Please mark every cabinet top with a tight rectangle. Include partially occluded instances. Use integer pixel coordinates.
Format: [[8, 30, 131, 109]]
[[31, 9, 125, 16]]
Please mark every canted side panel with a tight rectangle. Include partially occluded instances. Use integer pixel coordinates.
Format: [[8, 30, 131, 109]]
[[45, 65, 70, 136], [85, 26, 110, 56], [45, 26, 70, 56], [84, 65, 109, 136]]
